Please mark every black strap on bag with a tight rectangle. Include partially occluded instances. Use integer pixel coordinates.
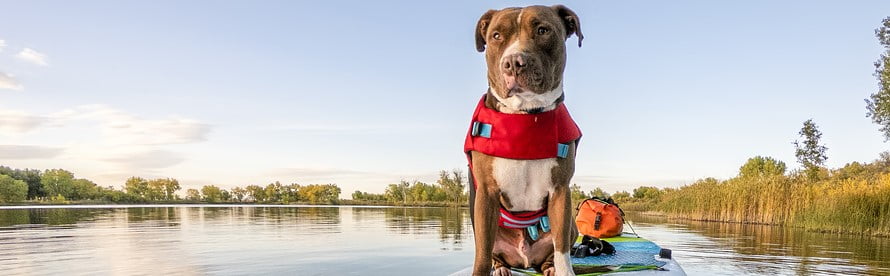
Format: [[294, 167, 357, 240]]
[[594, 212, 602, 230]]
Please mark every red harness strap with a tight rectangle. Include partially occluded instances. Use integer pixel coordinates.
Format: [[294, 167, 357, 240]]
[[464, 94, 582, 229], [499, 209, 548, 228]]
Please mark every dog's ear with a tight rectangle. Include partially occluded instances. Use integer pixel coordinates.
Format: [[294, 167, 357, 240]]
[[552, 5, 584, 47], [475, 9, 497, 52]]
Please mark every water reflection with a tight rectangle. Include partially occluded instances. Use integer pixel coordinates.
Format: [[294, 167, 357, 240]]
[[0, 208, 113, 228], [0, 205, 472, 275], [3, 206, 886, 275], [627, 212, 890, 275], [378, 207, 467, 249]]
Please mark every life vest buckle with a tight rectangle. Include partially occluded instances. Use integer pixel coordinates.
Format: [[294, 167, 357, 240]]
[[527, 225, 540, 240], [471, 121, 492, 138], [557, 143, 570, 158], [527, 215, 551, 241]]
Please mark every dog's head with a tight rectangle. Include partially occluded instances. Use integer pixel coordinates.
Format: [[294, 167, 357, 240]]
[[476, 5, 583, 114]]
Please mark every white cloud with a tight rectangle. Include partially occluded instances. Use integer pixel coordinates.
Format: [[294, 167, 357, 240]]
[[0, 106, 211, 178], [3, 105, 210, 145], [0, 145, 63, 159], [16, 48, 49, 66], [0, 40, 6, 53], [0, 72, 23, 91], [101, 149, 185, 169], [0, 109, 44, 133], [50, 105, 211, 145], [267, 167, 436, 187], [268, 167, 383, 179], [264, 123, 442, 133]]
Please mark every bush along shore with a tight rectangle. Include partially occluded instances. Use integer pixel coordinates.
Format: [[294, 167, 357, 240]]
[[609, 155, 890, 237]]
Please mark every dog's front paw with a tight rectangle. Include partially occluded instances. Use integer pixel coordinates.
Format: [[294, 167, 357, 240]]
[[493, 266, 512, 276], [542, 267, 555, 276]]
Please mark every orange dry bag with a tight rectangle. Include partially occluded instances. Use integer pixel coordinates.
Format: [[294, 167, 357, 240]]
[[575, 197, 624, 238]]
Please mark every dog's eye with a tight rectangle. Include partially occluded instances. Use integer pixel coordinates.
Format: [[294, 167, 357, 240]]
[[537, 27, 549, 35], [492, 32, 501, 40]]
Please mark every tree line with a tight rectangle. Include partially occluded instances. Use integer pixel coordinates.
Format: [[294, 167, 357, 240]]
[[350, 169, 467, 204], [0, 167, 341, 204], [0, 166, 469, 206]]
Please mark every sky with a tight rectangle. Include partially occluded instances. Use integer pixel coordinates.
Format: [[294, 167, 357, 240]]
[[1, 0, 889, 197]]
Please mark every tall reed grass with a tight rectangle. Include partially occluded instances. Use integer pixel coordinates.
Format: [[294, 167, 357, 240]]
[[645, 159, 890, 236]]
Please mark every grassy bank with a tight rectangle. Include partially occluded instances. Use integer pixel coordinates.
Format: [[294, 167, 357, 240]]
[[623, 157, 890, 237]]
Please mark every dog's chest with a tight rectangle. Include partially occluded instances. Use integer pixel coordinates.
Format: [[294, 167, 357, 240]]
[[492, 157, 557, 212]]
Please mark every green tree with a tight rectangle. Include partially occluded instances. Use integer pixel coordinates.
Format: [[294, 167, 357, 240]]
[[612, 191, 631, 202], [19, 169, 43, 199], [41, 169, 75, 199], [794, 119, 829, 180], [588, 187, 610, 199], [833, 162, 868, 180], [739, 156, 787, 178], [0, 174, 28, 202], [98, 186, 129, 202], [384, 181, 410, 203], [124, 177, 150, 199], [71, 178, 99, 200], [245, 185, 265, 202], [145, 179, 166, 201], [184, 189, 200, 201], [298, 184, 341, 204], [866, 17, 890, 141], [264, 182, 283, 202], [201, 185, 223, 203], [407, 181, 446, 202], [220, 189, 232, 202], [231, 187, 247, 202], [280, 184, 301, 203], [149, 178, 180, 201], [352, 190, 386, 201], [632, 186, 663, 200], [437, 169, 466, 203], [0, 167, 44, 199], [570, 184, 587, 202]]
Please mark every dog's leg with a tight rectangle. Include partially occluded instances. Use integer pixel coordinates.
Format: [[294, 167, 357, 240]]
[[548, 184, 575, 276], [472, 188, 499, 275], [472, 155, 501, 276], [549, 141, 577, 276]]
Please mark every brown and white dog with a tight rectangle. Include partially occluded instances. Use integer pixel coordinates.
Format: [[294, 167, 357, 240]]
[[469, 5, 583, 276]]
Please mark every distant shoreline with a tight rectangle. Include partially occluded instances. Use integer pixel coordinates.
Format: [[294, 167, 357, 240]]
[[0, 200, 469, 208]]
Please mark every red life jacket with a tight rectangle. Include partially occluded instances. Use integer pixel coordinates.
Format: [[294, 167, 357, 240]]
[[464, 94, 582, 229]]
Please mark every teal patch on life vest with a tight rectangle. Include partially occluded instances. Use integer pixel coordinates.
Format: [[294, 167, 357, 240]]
[[471, 122, 492, 138], [557, 143, 570, 158]]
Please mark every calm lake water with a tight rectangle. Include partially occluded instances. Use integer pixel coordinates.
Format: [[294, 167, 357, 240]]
[[0, 205, 887, 276]]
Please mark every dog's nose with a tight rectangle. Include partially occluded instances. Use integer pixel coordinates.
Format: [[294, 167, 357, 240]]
[[501, 54, 527, 73]]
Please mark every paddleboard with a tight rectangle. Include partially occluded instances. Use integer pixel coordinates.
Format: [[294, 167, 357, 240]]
[[449, 233, 685, 276]]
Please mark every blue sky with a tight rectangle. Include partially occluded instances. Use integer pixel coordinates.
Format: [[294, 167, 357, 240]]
[[1, 1, 888, 196]]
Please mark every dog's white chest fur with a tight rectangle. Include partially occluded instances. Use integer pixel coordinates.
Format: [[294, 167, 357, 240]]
[[492, 157, 557, 211]]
